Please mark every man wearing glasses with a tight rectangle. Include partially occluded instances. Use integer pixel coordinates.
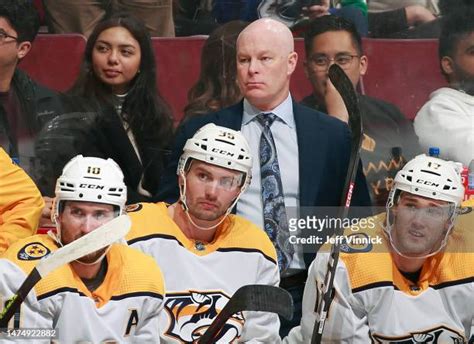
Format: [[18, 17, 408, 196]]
[[126, 124, 281, 343], [286, 154, 474, 342], [0, 0, 63, 187], [302, 15, 420, 207]]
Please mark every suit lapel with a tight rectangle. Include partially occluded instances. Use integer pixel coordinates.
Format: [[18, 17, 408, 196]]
[[215, 102, 244, 130], [293, 101, 328, 206]]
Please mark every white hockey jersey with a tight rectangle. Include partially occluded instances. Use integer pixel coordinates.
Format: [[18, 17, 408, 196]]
[[285, 204, 474, 343], [0, 234, 165, 344], [126, 202, 281, 343]]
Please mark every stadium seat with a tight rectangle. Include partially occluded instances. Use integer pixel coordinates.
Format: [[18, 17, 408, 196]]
[[361, 38, 447, 120], [19, 33, 86, 92], [152, 37, 206, 124]]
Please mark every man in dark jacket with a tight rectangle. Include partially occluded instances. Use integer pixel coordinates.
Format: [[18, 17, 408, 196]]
[[0, 0, 63, 224], [302, 15, 421, 207]]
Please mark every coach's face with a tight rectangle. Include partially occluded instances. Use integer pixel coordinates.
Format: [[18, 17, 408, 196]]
[[236, 19, 297, 112]]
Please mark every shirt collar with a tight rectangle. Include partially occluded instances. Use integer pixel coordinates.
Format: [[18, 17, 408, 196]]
[[242, 93, 295, 128]]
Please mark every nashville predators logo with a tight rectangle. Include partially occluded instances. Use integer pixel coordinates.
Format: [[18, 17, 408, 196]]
[[163, 290, 244, 343], [125, 203, 143, 213], [372, 325, 465, 343], [17, 242, 51, 261]]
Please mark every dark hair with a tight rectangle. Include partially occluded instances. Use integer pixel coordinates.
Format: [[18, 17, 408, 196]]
[[69, 13, 173, 145], [304, 15, 363, 57], [0, 0, 40, 42], [439, 7, 474, 60], [183, 21, 249, 119]]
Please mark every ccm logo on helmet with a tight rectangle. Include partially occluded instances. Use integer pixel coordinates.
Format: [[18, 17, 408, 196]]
[[211, 148, 235, 157], [79, 184, 105, 190], [416, 179, 439, 187]]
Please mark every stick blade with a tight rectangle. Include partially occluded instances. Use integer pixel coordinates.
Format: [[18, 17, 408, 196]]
[[36, 214, 131, 277], [198, 285, 293, 344], [328, 64, 362, 145], [228, 285, 293, 320]]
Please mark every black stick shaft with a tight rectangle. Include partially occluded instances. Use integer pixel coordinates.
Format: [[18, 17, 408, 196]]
[[0, 268, 41, 328], [197, 307, 233, 344], [311, 64, 363, 344]]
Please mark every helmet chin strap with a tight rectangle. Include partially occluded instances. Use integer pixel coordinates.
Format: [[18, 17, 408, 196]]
[[178, 171, 243, 232]]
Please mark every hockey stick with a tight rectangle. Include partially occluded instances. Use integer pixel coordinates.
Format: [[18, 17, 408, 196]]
[[197, 284, 293, 344], [311, 64, 364, 344], [0, 214, 131, 328]]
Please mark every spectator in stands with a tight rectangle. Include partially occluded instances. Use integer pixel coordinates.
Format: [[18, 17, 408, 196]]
[[36, 13, 174, 221], [0, 0, 63, 182], [414, 8, 474, 166], [174, 0, 220, 36], [42, 0, 175, 37], [368, 0, 439, 37], [258, 0, 368, 37], [157, 17, 372, 336], [302, 15, 420, 207], [183, 21, 248, 119], [69, 13, 174, 204], [0, 147, 44, 254]]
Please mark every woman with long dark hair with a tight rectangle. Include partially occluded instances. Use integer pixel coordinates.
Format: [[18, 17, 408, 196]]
[[69, 13, 174, 203], [183, 21, 249, 119]]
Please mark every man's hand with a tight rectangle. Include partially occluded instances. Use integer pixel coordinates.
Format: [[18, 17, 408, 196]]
[[405, 5, 436, 26], [302, 0, 330, 19], [324, 76, 349, 123], [40, 196, 55, 227]]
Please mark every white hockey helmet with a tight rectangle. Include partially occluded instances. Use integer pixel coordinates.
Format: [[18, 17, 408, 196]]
[[53, 155, 127, 222], [385, 154, 464, 258], [387, 154, 464, 208], [177, 123, 253, 191]]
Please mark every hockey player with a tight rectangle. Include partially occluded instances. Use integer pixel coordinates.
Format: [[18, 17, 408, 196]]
[[285, 154, 474, 342], [0, 155, 165, 343], [127, 123, 281, 343], [0, 147, 44, 254]]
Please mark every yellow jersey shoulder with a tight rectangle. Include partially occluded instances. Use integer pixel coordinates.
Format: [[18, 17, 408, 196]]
[[127, 202, 183, 243], [221, 215, 277, 262]]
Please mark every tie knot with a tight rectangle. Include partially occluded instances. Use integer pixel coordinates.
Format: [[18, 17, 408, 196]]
[[257, 113, 277, 129]]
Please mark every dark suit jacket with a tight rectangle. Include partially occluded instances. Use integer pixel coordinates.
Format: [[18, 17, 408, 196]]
[[157, 99, 371, 264]]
